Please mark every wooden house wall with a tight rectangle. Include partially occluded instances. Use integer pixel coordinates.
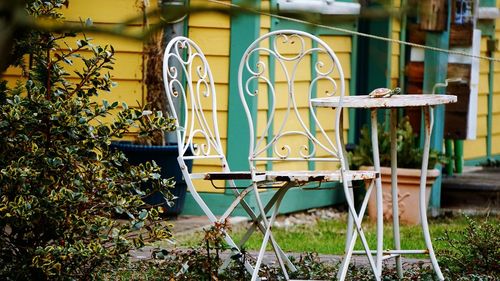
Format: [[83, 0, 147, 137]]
[[493, 4, 500, 156], [187, 1, 231, 193], [463, 5, 500, 159], [391, 0, 402, 89]]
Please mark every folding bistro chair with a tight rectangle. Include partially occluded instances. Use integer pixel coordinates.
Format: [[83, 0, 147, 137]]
[[238, 30, 381, 280], [162, 36, 295, 277]]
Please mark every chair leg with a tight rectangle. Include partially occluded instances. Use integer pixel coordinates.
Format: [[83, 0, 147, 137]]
[[250, 185, 292, 281], [182, 173, 257, 275], [338, 180, 374, 280], [219, 187, 296, 273], [237, 187, 295, 269]]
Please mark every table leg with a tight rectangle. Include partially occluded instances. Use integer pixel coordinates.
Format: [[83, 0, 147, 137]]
[[370, 109, 383, 277], [389, 109, 403, 278], [421, 107, 444, 280]]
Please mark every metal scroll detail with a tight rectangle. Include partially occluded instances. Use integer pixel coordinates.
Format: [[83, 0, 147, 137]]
[[239, 31, 345, 165], [163, 38, 224, 159]]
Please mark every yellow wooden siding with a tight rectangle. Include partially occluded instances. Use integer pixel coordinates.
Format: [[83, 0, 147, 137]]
[[391, 2, 401, 88], [186, 3, 231, 193], [261, 1, 271, 29], [62, 0, 146, 111], [64, 0, 144, 24], [464, 14, 500, 159], [493, 7, 500, 156]]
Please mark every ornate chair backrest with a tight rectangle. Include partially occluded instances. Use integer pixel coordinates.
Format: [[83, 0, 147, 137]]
[[238, 30, 346, 173], [162, 37, 227, 169]]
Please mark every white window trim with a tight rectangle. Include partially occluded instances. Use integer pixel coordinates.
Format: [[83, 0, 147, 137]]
[[277, 0, 361, 15]]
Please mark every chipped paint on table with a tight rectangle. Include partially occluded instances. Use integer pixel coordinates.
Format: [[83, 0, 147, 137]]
[[311, 94, 457, 109]]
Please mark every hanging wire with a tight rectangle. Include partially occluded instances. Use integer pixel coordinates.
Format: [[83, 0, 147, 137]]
[[207, 0, 500, 63]]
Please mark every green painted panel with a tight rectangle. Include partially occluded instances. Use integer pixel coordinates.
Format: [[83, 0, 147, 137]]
[[479, 0, 497, 7], [348, 34, 358, 144], [464, 154, 500, 166], [309, 40, 318, 171], [351, 1, 392, 133], [423, 29, 450, 212], [226, 0, 261, 175]]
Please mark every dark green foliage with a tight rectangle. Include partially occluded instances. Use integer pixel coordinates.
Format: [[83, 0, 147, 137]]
[[349, 117, 442, 169], [438, 215, 500, 279], [0, 1, 175, 280]]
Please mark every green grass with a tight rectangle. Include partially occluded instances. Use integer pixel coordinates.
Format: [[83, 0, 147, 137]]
[[176, 214, 493, 257]]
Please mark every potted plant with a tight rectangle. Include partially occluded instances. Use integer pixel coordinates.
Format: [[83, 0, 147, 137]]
[[111, 2, 191, 217], [349, 117, 443, 224]]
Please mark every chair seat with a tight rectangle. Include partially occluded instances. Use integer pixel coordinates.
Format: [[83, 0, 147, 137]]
[[264, 170, 378, 183], [191, 171, 264, 180], [193, 170, 377, 183]]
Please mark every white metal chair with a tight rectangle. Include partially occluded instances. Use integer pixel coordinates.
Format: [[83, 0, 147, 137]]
[[162, 36, 295, 277], [238, 30, 381, 280]]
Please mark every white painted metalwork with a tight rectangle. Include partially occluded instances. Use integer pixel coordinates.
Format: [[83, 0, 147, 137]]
[[239, 30, 379, 281], [162, 36, 295, 278], [312, 94, 457, 281]]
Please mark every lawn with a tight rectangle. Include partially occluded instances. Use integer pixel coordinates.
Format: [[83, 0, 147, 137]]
[[176, 212, 497, 257], [107, 212, 498, 280]]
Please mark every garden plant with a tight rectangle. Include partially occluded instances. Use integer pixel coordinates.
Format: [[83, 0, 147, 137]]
[[0, 1, 176, 280]]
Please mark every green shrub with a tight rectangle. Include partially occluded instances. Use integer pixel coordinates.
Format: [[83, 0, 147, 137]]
[[438, 215, 500, 279], [0, 1, 175, 280]]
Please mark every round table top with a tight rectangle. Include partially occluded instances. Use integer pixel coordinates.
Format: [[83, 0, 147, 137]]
[[311, 94, 457, 108]]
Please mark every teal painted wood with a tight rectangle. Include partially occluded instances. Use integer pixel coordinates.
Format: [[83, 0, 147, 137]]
[[308, 40, 319, 171], [348, 34, 358, 144], [464, 154, 500, 166], [423, 5, 451, 211], [383, 14, 394, 131], [398, 0, 408, 120], [181, 183, 344, 216], [266, 36, 276, 171], [454, 140, 464, 174], [487, 33, 496, 159], [226, 0, 261, 176], [479, 0, 497, 6], [361, 13, 392, 126]]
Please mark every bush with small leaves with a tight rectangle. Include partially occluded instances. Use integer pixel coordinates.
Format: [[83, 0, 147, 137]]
[[0, 1, 175, 280], [438, 215, 500, 279]]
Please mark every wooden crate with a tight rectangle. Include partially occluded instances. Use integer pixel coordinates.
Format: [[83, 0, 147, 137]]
[[419, 0, 447, 31], [449, 23, 473, 46], [444, 82, 470, 139]]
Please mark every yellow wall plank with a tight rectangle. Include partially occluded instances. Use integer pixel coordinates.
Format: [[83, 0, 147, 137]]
[[206, 56, 230, 84], [319, 36, 352, 53], [64, 0, 142, 24], [188, 27, 230, 56], [189, 12, 230, 28], [464, 138, 486, 159]]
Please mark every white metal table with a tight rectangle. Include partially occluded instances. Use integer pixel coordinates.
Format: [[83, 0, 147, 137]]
[[311, 94, 457, 280]]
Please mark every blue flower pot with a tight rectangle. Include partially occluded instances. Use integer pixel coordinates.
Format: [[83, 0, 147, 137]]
[[110, 142, 193, 217]]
